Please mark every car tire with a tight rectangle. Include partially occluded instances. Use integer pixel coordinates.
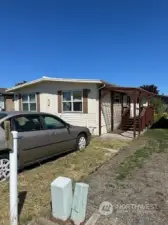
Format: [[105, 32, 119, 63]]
[[0, 154, 10, 182], [76, 134, 87, 150]]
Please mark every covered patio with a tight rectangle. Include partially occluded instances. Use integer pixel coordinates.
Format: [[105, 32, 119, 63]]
[[99, 84, 155, 138]]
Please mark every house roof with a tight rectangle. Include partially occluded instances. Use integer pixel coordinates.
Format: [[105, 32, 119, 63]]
[[0, 88, 7, 94], [5, 76, 155, 96], [157, 94, 168, 99], [6, 76, 104, 92]]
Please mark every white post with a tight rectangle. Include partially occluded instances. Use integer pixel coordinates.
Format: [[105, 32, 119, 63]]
[[71, 182, 89, 225], [10, 131, 18, 225], [51, 176, 72, 221]]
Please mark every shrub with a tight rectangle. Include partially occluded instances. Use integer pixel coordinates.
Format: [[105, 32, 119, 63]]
[[150, 98, 165, 115]]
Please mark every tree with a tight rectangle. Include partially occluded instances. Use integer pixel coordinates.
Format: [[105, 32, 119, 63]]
[[140, 84, 159, 94], [15, 81, 27, 86]]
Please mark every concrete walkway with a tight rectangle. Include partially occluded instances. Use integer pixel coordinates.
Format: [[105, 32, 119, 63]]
[[100, 131, 136, 140], [100, 129, 147, 141]]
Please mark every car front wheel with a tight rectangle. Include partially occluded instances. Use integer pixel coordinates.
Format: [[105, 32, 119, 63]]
[[76, 134, 87, 150], [0, 154, 10, 182]]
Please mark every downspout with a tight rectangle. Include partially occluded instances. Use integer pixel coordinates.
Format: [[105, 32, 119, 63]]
[[98, 83, 106, 136]]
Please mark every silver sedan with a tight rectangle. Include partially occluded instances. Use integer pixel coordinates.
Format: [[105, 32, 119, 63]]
[[0, 112, 91, 181]]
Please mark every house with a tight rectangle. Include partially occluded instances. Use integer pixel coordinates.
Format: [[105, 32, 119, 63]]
[[6, 76, 154, 137], [0, 88, 14, 111], [157, 94, 168, 110]]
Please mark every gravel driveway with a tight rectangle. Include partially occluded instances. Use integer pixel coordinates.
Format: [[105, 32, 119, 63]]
[[85, 128, 168, 225]]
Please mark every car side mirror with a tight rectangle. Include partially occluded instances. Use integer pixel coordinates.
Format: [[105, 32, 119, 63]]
[[66, 123, 70, 129]]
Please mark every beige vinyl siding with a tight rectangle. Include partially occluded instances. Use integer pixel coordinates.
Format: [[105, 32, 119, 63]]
[[14, 94, 19, 111], [113, 103, 122, 129], [101, 92, 111, 135], [13, 81, 99, 135]]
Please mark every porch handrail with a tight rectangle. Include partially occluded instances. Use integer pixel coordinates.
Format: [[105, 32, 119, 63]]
[[140, 106, 154, 131], [140, 107, 146, 117]]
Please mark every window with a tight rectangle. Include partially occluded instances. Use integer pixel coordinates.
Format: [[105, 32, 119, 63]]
[[127, 96, 130, 104], [14, 115, 41, 132], [114, 93, 121, 103], [22, 94, 36, 111], [43, 116, 66, 129], [62, 91, 83, 112]]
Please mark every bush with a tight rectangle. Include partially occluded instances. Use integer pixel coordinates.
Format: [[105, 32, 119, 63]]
[[150, 98, 166, 122], [150, 98, 165, 115]]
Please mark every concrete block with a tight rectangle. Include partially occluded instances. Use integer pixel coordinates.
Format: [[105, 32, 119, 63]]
[[71, 182, 89, 225], [51, 176, 72, 221]]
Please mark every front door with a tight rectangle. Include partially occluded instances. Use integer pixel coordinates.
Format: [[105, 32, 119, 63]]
[[13, 114, 51, 167], [41, 115, 75, 156]]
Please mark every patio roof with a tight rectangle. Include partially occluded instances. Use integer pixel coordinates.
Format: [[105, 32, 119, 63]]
[[103, 84, 156, 96]]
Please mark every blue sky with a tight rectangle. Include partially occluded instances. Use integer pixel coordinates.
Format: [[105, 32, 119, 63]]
[[1, 0, 168, 94]]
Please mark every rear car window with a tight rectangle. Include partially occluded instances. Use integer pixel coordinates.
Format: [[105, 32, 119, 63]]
[[14, 115, 42, 132], [0, 113, 7, 119]]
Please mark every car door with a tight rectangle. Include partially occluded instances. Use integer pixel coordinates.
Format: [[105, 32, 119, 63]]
[[41, 115, 76, 155], [13, 114, 51, 167]]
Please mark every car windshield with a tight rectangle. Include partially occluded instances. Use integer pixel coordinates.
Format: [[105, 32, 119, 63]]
[[0, 113, 7, 120]]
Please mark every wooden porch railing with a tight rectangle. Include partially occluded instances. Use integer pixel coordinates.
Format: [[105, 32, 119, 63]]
[[121, 106, 154, 132], [140, 106, 154, 131]]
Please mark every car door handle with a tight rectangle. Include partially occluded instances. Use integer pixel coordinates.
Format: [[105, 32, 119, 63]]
[[51, 132, 57, 135]]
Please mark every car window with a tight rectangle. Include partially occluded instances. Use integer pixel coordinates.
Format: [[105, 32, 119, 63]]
[[43, 116, 66, 129], [14, 115, 42, 132]]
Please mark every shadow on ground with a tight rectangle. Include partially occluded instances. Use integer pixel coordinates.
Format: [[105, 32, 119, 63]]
[[18, 191, 27, 218], [151, 117, 168, 129]]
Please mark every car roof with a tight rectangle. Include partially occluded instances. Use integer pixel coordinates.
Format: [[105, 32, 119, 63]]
[[0, 111, 53, 116]]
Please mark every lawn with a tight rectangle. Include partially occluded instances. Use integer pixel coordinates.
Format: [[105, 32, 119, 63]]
[[0, 137, 129, 225], [116, 127, 168, 180]]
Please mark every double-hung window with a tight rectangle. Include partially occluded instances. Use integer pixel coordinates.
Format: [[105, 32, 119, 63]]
[[22, 93, 36, 111], [62, 91, 83, 112]]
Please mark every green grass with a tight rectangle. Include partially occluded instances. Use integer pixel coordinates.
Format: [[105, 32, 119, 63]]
[[0, 137, 128, 225], [116, 128, 168, 180]]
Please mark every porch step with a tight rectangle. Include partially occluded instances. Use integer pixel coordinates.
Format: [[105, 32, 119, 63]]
[[122, 117, 140, 131]]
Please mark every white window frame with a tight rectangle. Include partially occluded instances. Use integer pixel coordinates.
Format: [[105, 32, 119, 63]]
[[62, 90, 83, 112], [22, 93, 37, 111]]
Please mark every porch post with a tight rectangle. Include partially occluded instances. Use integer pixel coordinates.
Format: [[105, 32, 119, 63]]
[[138, 93, 142, 135], [133, 91, 137, 138], [110, 91, 114, 132], [4, 95, 6, 111], [148, 95, 151, 106], [99, 89, 102, 136], [121, 93, 124, 115]]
